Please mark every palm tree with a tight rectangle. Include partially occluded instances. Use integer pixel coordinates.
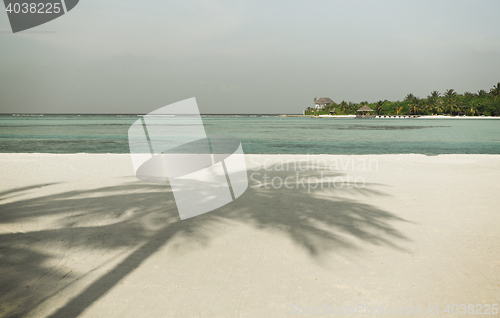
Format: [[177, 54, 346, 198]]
[[375, 100, 385, 115], [427, 91, 440, 114], [405, 94, 420, 114], [340, 101, 348, 113], [430, 91, 440, 99], [404, 93, 416, 102], [444, 89, 456, 97], [490, 82, 500, 101], [463, 91, 474, 99], [434, 103, 444, 114], [396, 105, 404, 115], [477, 90, 488, 98], [411, 102, 422, 115], [421, 99, 433, 115], [468, 103, 477, 116], [348, 102, 356, 113], [444, 89, 458, 115]]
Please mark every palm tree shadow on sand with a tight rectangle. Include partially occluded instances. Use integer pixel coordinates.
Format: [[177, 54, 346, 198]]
[[0, 161, 410, 318]]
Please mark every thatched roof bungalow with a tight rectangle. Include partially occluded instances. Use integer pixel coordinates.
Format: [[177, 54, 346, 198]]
[[356, 105, 374, 117], [314, 97, 334, 109], [357, 105, 374, 112]]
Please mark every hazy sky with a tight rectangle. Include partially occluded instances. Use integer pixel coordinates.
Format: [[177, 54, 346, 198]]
[[1, 0, 499, 114]]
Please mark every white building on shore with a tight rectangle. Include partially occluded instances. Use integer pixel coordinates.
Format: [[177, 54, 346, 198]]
[[314, 97, 334, 109]]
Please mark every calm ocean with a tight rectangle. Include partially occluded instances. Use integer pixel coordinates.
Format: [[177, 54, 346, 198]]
[[1, 115, 499, 154]]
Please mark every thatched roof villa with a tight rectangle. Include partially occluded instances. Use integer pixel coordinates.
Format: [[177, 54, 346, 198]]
[[357, 105, 374, 117], [314, 97, 334, 109]]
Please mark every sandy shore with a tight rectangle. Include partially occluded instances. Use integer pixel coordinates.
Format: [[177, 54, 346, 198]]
[[316, 115, 500, 119], [418, 115, 500, 119], [1, 154, 499, 317], [316, 115, 357, 118], [280, 115, 500, 119]]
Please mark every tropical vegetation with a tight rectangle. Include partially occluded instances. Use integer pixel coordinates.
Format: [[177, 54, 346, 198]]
[[304, 82, 500, 116]]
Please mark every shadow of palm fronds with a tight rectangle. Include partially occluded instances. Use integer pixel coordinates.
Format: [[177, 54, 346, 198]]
[[0, 161, 409, 318]]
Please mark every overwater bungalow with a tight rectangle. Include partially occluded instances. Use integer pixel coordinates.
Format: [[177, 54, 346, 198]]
[[356, 105, 374, 118]]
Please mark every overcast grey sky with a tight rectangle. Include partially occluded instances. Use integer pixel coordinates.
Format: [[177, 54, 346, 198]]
[[1, 0, 499, 114]]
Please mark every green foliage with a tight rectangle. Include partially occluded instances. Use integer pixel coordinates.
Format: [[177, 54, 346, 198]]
[[304, 83, 500, 116]]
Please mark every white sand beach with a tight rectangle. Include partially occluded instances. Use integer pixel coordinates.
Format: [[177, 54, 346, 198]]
[[315, 114, 500, 119], [1, 154, 499, 317], [418, 115, 500, 119], [317, 115, 357, 118]]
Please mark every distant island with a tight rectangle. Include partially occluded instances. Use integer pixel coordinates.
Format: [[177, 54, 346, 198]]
[[305, 82, 500, 117]]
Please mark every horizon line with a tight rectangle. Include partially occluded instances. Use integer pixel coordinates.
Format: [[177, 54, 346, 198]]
[[1, 113, 300, 116]]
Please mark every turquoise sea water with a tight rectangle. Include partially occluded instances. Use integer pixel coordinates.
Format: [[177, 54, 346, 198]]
[[1, 115, 500, 154]]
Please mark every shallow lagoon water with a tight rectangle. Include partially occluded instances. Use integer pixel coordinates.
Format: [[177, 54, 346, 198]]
[[1, 115, 499, 154]]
